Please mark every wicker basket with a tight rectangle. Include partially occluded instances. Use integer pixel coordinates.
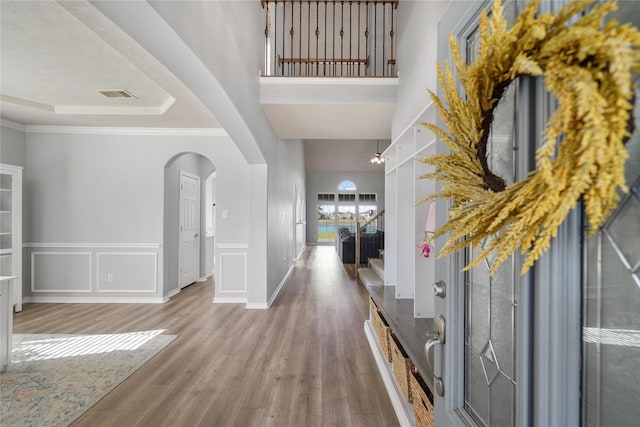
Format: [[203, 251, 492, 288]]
[[369, 297, 392, 362], [390, 332, 414, 403], [410, 370, 435, 427]]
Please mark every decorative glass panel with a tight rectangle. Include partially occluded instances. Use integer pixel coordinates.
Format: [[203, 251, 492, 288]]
[[582, 72, 640, 427], [463, 2, 518, 425]]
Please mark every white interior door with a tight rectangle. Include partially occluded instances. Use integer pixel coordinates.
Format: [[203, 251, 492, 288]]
[[179, 171, 200, 288]]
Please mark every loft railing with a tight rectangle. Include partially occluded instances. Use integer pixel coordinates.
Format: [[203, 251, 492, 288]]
[[261, 0, 398, 77], [356, 209, 385, 270]]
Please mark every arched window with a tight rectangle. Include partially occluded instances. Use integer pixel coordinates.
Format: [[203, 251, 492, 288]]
[[338, 180, 357, 191]]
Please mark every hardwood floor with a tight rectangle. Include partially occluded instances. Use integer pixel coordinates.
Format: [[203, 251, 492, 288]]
[[13, 246, 399, 427]]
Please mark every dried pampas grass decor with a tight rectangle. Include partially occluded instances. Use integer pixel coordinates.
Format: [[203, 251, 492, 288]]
[[419, 0, 640, 275]]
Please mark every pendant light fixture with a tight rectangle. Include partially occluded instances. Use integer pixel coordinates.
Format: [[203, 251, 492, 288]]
[[370, 140, 385, 164]]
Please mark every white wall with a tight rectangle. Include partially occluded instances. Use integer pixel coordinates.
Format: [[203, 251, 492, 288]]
[[163, 153, 215, 296], [108, 1, 307, 307], [266, 139, 306, 302], [22, 128, 248, 303], [0, 122, 26, 167], [392, 1, 451, 139], [305, 170, 386, 243]]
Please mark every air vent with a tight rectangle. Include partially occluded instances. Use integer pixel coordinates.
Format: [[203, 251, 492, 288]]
[[97, 89, 135, 99]]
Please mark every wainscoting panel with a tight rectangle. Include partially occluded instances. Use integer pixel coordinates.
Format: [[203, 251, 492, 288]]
[[24, 244, 163, 302], [31, 252, 92, 292], [97, 252, 157, 293], [219, 252, 247, 293]]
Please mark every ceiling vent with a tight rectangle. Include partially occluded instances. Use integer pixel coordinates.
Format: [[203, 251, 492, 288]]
[[97, 89, 135, 99]]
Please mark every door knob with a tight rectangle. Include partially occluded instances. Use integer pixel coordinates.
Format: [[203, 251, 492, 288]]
[[433, 280, 446, 298], [194, 233, 199, 238]]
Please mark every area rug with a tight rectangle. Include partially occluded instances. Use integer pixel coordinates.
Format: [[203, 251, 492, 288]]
[[0, 331, 177, 426]]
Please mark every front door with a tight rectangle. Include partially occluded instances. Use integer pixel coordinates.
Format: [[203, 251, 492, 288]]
[[432, 1, 531, 425], [582, 44, 640, 426], [179, 171, 200, 288]]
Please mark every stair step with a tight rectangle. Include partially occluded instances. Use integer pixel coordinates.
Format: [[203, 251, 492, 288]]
[[369, 258, 385, 280], [358, 267, 384, 287]]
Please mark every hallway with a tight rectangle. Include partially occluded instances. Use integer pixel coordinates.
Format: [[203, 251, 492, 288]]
[[12, 246, 398, 426]]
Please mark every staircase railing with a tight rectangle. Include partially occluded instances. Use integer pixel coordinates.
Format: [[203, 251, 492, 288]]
[[356, 209, 385, 273], [261, 0, 398, 77]]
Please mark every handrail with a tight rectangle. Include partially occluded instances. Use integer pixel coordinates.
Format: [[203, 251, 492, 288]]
[[262, 0, 398, 77], [356, 209, 385, 270], [359, 209, 385, 233], [262, 0, 398, 8]]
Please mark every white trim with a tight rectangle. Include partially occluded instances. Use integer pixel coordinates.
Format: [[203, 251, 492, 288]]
[[96, 252, 158, 293], [197, 276, 209, 282], [179, 169, 200, 181], [0, 119, 26, 132], [216, 243, 249, 249], [266, 261, 295, 308], [24, 243, 162, 249], [23, 296, 167, 304], [245, 303, 269, 309], [212, 295, 247, 304], [166, 288, 180, 299], [51, 96, 176, 116], [24, 125, 227, 136], [0, 164, 23, 173], [364, 320, 415, 427], [386, 101, 434, 154], [31, 252, 92, 293], [260, 76, 399, 86], [218, 252, 247, 293]]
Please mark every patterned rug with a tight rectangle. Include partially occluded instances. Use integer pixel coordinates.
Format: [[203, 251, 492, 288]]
[[0, 331, 177, 426]]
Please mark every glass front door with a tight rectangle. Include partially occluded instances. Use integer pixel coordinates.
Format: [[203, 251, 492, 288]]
[[582, 70, 640, 426]]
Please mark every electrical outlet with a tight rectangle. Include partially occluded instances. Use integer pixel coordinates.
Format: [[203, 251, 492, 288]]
[[107, 274, 114, 283]]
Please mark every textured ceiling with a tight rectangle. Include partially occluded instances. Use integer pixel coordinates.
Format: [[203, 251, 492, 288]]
[[0, 0, 219, 128]]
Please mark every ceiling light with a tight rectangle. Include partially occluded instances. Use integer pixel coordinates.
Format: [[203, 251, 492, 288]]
[[370, 140, 385, 164]]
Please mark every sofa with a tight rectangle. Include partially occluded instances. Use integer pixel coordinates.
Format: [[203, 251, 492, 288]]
[[336, 227, 384, 264]]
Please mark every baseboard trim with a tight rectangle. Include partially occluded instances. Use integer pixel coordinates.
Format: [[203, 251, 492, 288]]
[[212, 296, 247, 304], [245, 303, 269, 309], [24, 296, 167, 304], [266, 262, 295, 308], [364, 319, 415, 427], [166, 288, 180, 299]]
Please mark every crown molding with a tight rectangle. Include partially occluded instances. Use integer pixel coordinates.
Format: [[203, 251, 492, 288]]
[[24, 125, 228, 136], [1, 118, 26, 132]]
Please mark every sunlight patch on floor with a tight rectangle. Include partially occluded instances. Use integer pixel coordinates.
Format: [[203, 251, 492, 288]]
[[12, 330, 166, 362]]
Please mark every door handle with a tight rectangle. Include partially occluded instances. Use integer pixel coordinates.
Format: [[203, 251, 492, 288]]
[[194, 233, 199, 238], [425, 314, 446, 397]]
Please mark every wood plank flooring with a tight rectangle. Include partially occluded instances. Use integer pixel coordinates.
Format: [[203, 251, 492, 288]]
[[12, 246, 398, 427]]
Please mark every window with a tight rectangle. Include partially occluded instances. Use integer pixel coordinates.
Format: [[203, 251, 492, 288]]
[[337, 205, 356, 232], [317, 204, 336, 242], [338, 194, 356, 202], [317, 193, 335, 202], [359, 193, 377, 201], [338, 180, 357, 191], [359, 204, 378, 232]]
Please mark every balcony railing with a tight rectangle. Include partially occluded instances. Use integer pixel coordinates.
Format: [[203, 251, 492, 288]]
[[262, 0, 398, 77]]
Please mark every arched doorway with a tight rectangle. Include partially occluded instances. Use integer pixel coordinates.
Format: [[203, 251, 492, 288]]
[[163, 152, 216, 296]]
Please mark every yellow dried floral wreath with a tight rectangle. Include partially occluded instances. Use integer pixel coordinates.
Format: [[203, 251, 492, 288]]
[[419, 0, 640, 276]]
